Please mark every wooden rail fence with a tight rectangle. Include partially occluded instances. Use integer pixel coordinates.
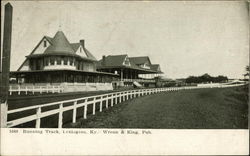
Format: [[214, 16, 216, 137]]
[[9, 85, 62, 95], [6, 83, 246, 128]]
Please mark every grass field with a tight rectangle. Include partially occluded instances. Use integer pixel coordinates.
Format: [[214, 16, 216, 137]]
[[67, 85, 248, 129]]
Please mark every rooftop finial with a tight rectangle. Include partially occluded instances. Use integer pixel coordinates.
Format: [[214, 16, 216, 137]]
[[59, 24, 62, 31]]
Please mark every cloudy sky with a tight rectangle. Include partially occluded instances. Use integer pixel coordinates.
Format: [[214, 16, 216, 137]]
[[1, 1, 249, 79]]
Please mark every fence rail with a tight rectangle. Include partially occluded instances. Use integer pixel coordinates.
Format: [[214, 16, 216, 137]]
[[123, 79, 155, 83], [6, 83, 246, 128], [9, 85, 63, 95]]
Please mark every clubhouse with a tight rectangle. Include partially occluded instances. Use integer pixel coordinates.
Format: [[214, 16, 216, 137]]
[[10, 31, 163, 91]]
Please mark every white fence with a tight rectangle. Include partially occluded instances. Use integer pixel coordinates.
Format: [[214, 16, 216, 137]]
[[123, 79, 155, 83], [6, 83, 246, 128], [61, 82, 113, 92], [9, 82, 113, 95], [9, 84, 62, 95]]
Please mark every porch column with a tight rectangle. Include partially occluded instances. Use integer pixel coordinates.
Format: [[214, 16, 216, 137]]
[[121, 69, 123, 81], [61, 58, 64, 65], [67, 57, 70, 65]]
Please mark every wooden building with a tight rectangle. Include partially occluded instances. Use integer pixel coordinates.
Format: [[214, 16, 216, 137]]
[[97, 55, 163, 86], [10, 31, 118, 91]]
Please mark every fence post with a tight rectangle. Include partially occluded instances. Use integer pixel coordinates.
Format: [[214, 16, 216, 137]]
[[115, 94, 117, 104], [40, 86, 42, 94], [100, 96, 103, 112], [119, 93, 122, 103], [93, 97, 96, 115], [106, 95, 109, 109], [52, 86, 54, 93], [58, 103, 63, 128], [111, 94, 114, 107], [47, 85, 49, 93], [84, 101, 87, 119], [32, 85, 34, 94], [72, 101, 77, 123], [35, 107, 41, 128]]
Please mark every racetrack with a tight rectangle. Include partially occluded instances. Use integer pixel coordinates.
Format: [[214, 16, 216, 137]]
[[69, 86, 248, 129]]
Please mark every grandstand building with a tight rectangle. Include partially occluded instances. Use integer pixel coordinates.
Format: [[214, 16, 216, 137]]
[[10, 31, 118, 92], [97, 55, 163, 87]]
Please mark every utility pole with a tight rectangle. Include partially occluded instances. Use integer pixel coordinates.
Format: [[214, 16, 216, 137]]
[[1, 3, 13, 128]]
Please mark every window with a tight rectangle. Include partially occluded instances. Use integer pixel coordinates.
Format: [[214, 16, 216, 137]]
[[123, 57, 130, 66], [43, 40, 47, 47], [80, 47, 82, 53], [50, 57, 55, 65], [56, 57, 61, 65], [69, 58, 73, 66], [63, 57, 68, 65], [44, 58, 49, 66]]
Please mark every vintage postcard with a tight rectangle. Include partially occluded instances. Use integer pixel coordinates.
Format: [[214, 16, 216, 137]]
[[0, 0, 249, 155]]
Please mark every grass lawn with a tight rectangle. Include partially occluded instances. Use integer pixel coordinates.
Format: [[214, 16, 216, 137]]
[[68, 85, 248, 129]]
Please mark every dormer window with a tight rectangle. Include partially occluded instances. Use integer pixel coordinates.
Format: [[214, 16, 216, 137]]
[[80, 47, 82, 53], [43, 40, 47, 47], [123, 57, 131, 66]]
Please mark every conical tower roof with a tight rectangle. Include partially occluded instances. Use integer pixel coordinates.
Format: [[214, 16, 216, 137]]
[[44, 31, 75, 54]]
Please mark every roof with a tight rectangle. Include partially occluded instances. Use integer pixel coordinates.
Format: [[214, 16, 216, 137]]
[[129, 56, 151, 65], [26, 31, 97, 61], [44, 36, 53, 44], [97, 55, 127, 67], [70, 43, 80, 52], [44, 31, 75, 55], [150, 64, 163, 73], [11, 69, 119, 76], [97, 54, 160, 74], [150, 64, 159, 71]]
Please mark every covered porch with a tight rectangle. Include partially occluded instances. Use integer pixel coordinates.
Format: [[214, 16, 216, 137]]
[[10, 69, 119, 84]]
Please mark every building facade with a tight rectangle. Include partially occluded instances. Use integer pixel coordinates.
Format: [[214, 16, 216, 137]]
[[11, 31, 118, 92], [97, 55, 163, 87]]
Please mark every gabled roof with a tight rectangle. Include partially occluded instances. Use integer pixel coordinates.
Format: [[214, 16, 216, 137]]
[[70, 42, 96, 60], [17, 36, 53, 71], [44, 36, 53, 44], [150, 64, 163, 73], [150, 64, 160, 71], [44, 31, 75, 55], [97, 55, 127, 67], [129, 56, 151, 65], [70, 43, 80, 52], [26, 31, 97, 61], [97, 54, 160, 74]]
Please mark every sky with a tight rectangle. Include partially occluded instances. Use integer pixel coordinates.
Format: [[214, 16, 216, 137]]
[[1, 1, 249, 79]]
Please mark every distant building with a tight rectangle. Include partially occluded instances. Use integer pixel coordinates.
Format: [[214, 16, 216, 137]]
[[97, 55, 163, 86], [10, 31, 118, 91]]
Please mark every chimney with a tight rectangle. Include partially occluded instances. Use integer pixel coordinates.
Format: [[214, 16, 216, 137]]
[[102, 55, 106, 66], [80, 39, 85, 48]]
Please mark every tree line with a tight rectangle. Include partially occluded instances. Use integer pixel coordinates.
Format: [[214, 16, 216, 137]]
[[185, 73, 228, 84]]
